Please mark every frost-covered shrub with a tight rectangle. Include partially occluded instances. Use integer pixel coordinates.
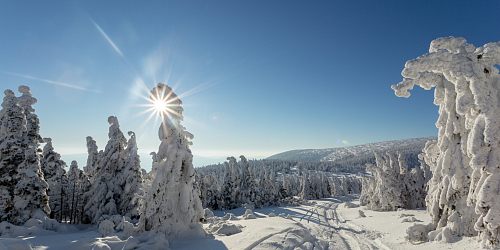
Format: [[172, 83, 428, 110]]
[[393, 37, 500, 246]]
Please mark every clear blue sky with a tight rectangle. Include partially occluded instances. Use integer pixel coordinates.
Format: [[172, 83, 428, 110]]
[[1, 1, 499, 170]]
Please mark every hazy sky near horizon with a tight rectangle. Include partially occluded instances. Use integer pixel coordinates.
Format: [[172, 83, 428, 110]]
[[1, 1, 499, 170]]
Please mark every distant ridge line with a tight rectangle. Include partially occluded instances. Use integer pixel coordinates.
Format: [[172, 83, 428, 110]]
[[266, 137, 437, 162]]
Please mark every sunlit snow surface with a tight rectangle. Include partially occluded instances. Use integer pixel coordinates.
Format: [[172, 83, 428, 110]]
[[2, 195, 479, 250]]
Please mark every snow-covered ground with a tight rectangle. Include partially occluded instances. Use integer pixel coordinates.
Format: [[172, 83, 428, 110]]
[[1, 194, 480, 250]]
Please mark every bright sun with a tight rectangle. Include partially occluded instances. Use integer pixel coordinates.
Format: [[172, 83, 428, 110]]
[[153, 98, 168, 114]]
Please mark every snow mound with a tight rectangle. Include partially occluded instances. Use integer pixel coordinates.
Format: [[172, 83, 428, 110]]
[[401, 217, 419, 223], [214, 223, 243, 236], [405, 223, 435, 244], [268, 212, 276, 217], [222, 213, 239, 221], [242, 209, 256, 219], [344, 202, 359, 208], [122, 233, 170, 250], [99, 220, 115, 237]]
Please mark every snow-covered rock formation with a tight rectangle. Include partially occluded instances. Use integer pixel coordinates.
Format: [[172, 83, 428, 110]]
[[393, 37, 500, 247]]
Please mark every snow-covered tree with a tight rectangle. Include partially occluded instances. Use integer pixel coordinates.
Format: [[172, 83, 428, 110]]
[[227, 156, 240, 206], [67, 161, 82, 224], [138, 83, 203, 237], [84, 136, 100, 179], [41, 138, 68, 221], [360, 151, 427, 211], [11, 86, 50, 225], [119, 131, 144, 219], [237, 155, 257, 206], [300, 172, 313, 201], [84, 116, 127, 223], [392, 37, 500, 245], [220, 162, 235, 210], [0, 89, 26, 222]]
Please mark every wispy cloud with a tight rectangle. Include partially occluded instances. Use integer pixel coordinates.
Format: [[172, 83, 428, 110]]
[[88, 17, 124, 57], [0, 70, 100, 93]]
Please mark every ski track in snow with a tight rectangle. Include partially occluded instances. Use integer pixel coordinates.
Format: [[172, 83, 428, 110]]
[[245, 198, 391, 250]]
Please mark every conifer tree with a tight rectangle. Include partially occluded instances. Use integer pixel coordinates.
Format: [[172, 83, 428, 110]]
[[11, 86, 50, 225], [138, 83, 203, 237], [41, 137, 68, 221], [0, 89, 26, 222]]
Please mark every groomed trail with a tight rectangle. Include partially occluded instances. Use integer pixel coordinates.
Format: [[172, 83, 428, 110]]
[[177, 195, 396, 250]]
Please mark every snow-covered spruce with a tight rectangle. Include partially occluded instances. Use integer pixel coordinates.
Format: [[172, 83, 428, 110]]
[[0, 89, 27, 222], [360, 151, 429, 211], [118, 131, 145, 220], [84, 136, 100, 179], [41, 138, 69, 222], [84, 116, 127, 223], [392, 37, 500, 246], [11, 86, 50, 225], [137, 83, 204, 238], [237, 155, 257, 208]]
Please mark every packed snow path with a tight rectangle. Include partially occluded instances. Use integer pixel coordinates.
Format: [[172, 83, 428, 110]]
[[294, 199, 388, 250], [175, 195, 392, 250]]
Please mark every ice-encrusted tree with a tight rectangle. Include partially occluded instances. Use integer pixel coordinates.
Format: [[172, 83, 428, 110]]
[[84, 136, 100, 180], [67, 161, 82, 224], [138, 83, 204, 237], [237, 155, 257, 206], [0, 89, 26, 222], [12, 86, 50, 225], [227, 156, 240, 206], [41, 138, 68, 221], [220, 162, 235, 210], [119, 131, 144, 219], [392, 37, 500, 245], [84, 116, 127, 223], [360, 151, 428, 211]]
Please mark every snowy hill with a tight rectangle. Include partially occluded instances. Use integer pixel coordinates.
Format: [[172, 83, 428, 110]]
[[267, 137, 436, 166]]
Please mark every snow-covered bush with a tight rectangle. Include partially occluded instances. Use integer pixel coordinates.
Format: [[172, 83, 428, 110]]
[[137, 83, 204, 238], [393, 37, 500, 246], [99, 219, 115, 237]]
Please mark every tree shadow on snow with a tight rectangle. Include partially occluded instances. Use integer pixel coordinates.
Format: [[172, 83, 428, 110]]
[[169, 234, 228, 250]]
